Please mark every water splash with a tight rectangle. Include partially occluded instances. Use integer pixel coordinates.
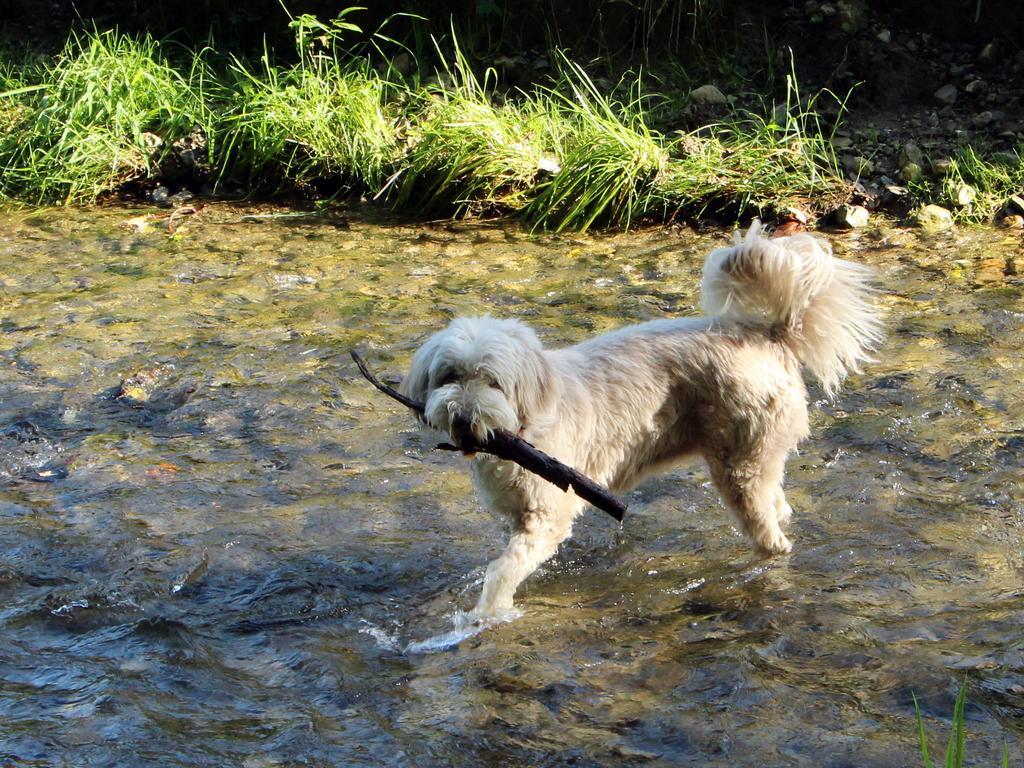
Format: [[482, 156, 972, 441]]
[[405, 607, 523, 654], [358, 619, 402, 652]]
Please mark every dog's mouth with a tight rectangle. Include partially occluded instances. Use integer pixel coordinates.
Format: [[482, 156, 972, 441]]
[[448, 412, 476, 448], [423, 383, 520, 444]]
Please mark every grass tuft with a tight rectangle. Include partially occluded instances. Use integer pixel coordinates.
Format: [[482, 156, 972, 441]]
[[524, 58, 667, 231], [218, 56, 397, 194], [0, 29, 204, 204], [389, 38, 567, 217], [910, 145, 1024, 223], [653, 72, 850, 220], [913, 678, 1010, 768], [215, 10, 400, 195]]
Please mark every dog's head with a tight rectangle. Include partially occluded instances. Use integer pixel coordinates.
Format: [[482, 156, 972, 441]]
[[400, 316, 558, 442]]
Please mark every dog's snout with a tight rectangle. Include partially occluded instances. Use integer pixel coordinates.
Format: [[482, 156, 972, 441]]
[[449, 415, 475, 447], [422, 375, 518, 444]]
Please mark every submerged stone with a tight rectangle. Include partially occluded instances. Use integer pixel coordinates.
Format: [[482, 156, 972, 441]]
[[975, 256, 1008, 284], [116, 364, 189, 409]]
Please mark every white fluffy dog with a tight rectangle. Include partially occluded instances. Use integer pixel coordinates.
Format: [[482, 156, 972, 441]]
[[401, 223, 882, 620]]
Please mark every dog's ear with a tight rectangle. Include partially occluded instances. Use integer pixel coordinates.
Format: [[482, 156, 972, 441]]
[[400, 332, 442, 403], [515, 349, 558, 424], [502, 322, 559, 424]]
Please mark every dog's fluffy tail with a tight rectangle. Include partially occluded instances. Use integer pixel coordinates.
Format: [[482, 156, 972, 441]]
[[700, 221, 883, 395]]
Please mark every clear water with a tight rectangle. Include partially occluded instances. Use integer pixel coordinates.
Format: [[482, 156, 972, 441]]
[[1, 205, 1021, 766]]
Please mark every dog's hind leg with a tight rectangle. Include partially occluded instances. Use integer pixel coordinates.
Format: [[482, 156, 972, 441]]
[[470, 506, 575, 620], [706, 445, 794, 555]]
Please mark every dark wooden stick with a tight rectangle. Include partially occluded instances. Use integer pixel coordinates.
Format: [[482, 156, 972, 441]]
[[350, 350, 626, 522]]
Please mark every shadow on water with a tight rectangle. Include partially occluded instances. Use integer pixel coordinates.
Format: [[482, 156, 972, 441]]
[[0, 204, 1022, 766]]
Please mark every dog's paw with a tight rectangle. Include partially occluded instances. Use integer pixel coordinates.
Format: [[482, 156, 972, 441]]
[[757, 531, 792, 556], [463, 605, 523, 626]]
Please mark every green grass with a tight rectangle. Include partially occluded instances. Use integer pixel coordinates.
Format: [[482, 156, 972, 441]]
[[0, 29, 206, 204], [0, 20, 855, 227], [523, 58, 667, 231], [910, 145, 1024, 224], [390, 39, 569, 217], [217, 56, 398, 194], [214, 10, 401, 195], [913, 679, 1011, 768]]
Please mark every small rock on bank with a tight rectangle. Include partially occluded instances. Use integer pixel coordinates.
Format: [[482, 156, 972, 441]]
[[689, 84, 728, 105], [914, 204, 954, 230], [933, 84, 958, 106], [835, 204, 870, 228]]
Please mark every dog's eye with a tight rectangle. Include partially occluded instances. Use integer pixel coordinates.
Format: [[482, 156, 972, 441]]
[[437, 371, 459, 387]]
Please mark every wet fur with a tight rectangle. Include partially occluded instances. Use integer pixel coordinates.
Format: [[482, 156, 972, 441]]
[[401, 223, 883, 619]]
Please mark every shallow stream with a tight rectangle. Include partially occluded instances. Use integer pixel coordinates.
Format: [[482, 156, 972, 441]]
[[1, 204, 1022, 766]]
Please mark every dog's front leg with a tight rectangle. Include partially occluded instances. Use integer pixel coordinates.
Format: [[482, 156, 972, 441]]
[[470, 512, 573, 620]]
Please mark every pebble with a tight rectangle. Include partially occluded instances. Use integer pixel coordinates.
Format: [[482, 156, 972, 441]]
[[934, 84, 958, 106], [392, 52, 413, 76], [1006, 194, 1024, 215], [689, 84, 727, 105], [999, 214, 1024, 229], [842, 155, 873, 177], [835, 204, 870, 228], [898, 142, 923, 167], [955, 184, 977, 207], [784, 206, 809, 224], [140, 132, 163, 152], [876, 29, 891, 43], [899, 162, 922, 182], [169, 190, 194, 207], [536, 157, 561, 175], [150, 186, 171, 206], [915, 204, 954, 230], [931, 158, 954, 176]]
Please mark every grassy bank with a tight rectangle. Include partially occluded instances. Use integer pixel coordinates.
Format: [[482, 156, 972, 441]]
[[0, 19, 1019, 229], [0, 19, 851, 228], [908, 146, 1024, 225]]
